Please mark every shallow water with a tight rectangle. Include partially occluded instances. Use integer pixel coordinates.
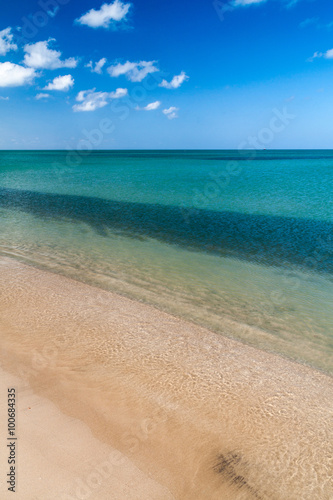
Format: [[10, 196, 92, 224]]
[[0, 150, 332, 373], [1, 259, 332, 500]]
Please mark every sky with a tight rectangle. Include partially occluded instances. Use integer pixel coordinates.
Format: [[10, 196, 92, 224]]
[[0, 0, 333, 149]]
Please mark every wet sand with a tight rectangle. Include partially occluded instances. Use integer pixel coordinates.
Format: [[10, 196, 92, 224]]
[[0, 256, 332, 499]]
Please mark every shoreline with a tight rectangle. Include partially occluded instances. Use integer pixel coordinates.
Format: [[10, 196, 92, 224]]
[[0, 256, 332, 499], [1, 245, 331, 378]]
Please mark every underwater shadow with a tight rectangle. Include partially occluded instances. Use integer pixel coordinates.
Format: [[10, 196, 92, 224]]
[[0, 187, 332, 274]]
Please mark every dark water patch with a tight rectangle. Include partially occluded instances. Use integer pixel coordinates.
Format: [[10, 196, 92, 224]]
[[214, 451, 263, 499], [0, 187, 332, 275], [2, 150, 332, 162]]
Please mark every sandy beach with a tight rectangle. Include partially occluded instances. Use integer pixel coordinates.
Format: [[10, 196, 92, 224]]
[[0, 256, 332, 500]]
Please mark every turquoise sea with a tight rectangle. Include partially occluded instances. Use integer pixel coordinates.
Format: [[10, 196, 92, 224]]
[[0, 150, 332, 374]]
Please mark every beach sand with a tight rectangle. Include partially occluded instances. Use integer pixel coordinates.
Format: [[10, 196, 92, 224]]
[[0, 256, 332, 499], [0, 367, 176, 500]]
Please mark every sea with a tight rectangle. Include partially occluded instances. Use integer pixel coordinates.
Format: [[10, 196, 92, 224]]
[[0, 150, 332, 374]]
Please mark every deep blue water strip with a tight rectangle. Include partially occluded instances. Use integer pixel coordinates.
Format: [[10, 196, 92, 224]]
[[0, 187, 332, 275]]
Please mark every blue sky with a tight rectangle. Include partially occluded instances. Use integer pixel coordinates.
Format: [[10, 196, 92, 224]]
[[0, 0, 333, 149]]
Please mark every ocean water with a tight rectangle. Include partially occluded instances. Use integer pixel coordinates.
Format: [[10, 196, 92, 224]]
[[0, 150, 332, 374]]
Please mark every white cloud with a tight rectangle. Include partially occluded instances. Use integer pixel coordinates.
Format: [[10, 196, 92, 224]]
[[136, 100, 161, 111], [163, 106, 179, 120], [76, 1, 131, 28], [23, 39, 78, 70], [0, 28, 17, 56], [73, 87, 127, 112], [144, 100, 161, 110], [232, 0, 267, 5], [227, 0, 301, 8], [308, 48, 333, 61], [86, 58, 107, 74], [108, 60, 158, 82], [44, 74, 74, 91], [0, 96, 9, 100], [308, 51, 320, 61], [159, 71, 189, 89], [325, 49, 333, 58], [35, 93, 50, 100], [0, 62, 36, 87]]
